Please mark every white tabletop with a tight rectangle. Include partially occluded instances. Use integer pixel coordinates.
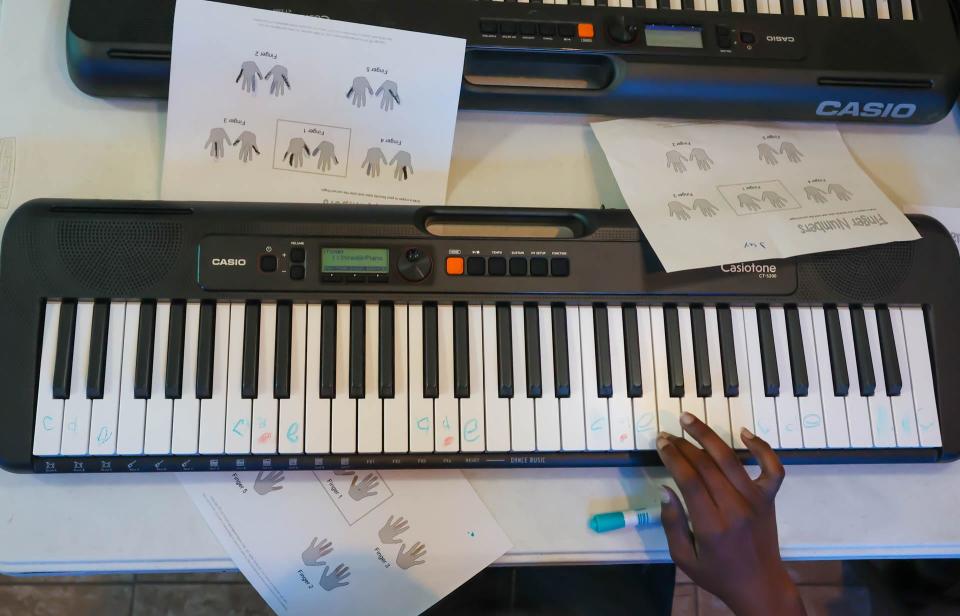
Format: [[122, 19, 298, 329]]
[[2, 0, 960, 575]]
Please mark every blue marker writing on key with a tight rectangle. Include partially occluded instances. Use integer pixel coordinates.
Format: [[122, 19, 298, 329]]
[[416, 417, 430, 431], [96, 427, 111, 444], [589, 508, 661, 533], [635, 413, 654, 431], [802, 414, 822, 429], [286, 422, 300, 443], [232, 418, 248, 436], [42, 416, 53, 431], [463, 418, 479, 442], [590, 418, 605, 432]]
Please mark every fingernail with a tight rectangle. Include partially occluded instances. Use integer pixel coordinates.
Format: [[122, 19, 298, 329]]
[[680, 412, 695, 426], [659, 486, 673, 504], [741, 427, 755, 441], [656, 434, 671, 451]]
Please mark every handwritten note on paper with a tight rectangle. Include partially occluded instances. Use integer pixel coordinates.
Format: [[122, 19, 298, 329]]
[[591, 119, 920, 272], [161, 0, 465, 205], [179, 470, 511, 615]]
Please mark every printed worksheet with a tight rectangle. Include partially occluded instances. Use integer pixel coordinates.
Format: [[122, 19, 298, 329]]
[[591, 119, 920, 272], [180, 469, 511, 615], [161, 0, 465, 205]]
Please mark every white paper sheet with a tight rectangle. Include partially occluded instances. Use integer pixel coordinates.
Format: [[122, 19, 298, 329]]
[[161, 0, 465, 205], [180, 469, 511, 615], [591, 119, 921, 272]]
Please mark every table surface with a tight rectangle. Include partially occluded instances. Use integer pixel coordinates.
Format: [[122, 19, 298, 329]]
[[3, 0, 960, 576]]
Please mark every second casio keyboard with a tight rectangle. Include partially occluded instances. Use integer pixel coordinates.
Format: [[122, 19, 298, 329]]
[[66, 0, 960, 123], [1, 200, 958, 473]]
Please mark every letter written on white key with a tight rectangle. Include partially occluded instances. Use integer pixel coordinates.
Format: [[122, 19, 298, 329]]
[[838, 307, 873, 448], [304, 304, 331, 454], [631, 306, 659, 450], [89, 302, 126, 455], [435, 304, 459, 452], [651, 306, 682, 437], [886, 308, 919, 447], [225, 303, 252, 454], [34, 302, 65, 455], [607, 306, 635, 451], [279, 304, 307, 454], [863, 307, 896, 447], [60, 301, 94, 455], [460, 305, 486, 452], [796, 308, 826, 449], [116, 302, 146, 455], [251, 302, 278, 454], [770, 307, 803, 449], [580, 305, 610, 451], [743, 308, 779, 446], [901, 307, 941, 446], [408, 304, 433, 453]]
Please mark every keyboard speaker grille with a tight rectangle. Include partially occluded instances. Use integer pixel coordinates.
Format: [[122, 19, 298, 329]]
[[802, 241, 915, 302], [56, 220, 182, 295]]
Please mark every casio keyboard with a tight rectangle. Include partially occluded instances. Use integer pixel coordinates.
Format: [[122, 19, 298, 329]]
[[1, 200, 958, 473], [66, 0, 960, 123]]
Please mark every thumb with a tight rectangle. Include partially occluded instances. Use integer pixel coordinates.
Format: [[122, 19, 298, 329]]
[[659, 486, 698, 574]]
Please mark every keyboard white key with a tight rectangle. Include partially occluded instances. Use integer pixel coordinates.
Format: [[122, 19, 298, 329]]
[[817, 0, 830, 16], [864, 307, 896, 447], [840, 0, 853, 17], [694, 0, 707, 11], [796, 308, 827, 449], [383, 304, 409, 453], [482, 305, 510, 452], [331, 303, 356, 454], [435, 304, 459, 452], [534, 305, 560, 452], [650, 306, 682, 437], [224, 303, 252, 454], [706, 0, 720, 10], [60, 301, 94, 455], [89, 302, 126, 455], [580, 306, 610, 451], [460, 305, 486, 452], [743, 308, 779, 446], [358, 303, 383, 454], [769, 0, 782, 14], [732, 0, 746, 12], [811, 308, 851, 447], [510, 305, 536, 452], [851, 0, 865, 17], [143, 301, 173, 455], [728, 308, 755, 449], [251, 302, 278, 454], [901, 307, 941, 446], [198, 302, 230, 455], [876, 0, 890, 18], [34, 302, 65, 456], [645, 0, 658, 7], [757, 0, 770, 14], [408, 304, 434, 453], [901, 0, 914, 20], [703, 307, 732, 447], [559, 305, 587, 451], [838, 307, 873, 447], [886, 308, 919, 447], [770, 307, 803, 448], [304, 304, 331, 454], [171, 302, 201, 455], [793, 0, 806, 15], [670, 0, 682, 8], [677, 306, 706, 441], [279, 304, 307, 454], [607, 306, 635, 451], [632, 306, 659, 450], [116, 302, 147, 455]]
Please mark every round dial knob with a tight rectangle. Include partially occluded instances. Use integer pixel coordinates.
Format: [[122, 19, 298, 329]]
[[607, 16, 639, 44], [398, 247, 432, 282]]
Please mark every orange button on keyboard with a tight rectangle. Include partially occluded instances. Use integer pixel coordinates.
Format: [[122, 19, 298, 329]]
[[578, 23, 594, 39], [446, 256, 464, 275]]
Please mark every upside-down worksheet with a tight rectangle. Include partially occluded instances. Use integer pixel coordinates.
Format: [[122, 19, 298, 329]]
[[592, 119, 920, 272], [180, 469, 511, 615], [161, 0, 465, 205]]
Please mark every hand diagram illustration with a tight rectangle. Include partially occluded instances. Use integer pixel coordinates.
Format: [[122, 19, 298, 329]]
[[688, 147, 714, 171], [665, 150, 687, 173], [761, 190, 788, 209], [346, 76, 374, 107], [333, 470, 355, 476], [348, 472, 380, 500], [361, 147, 388, 177], [757, 142, 779, 165], [828, 183, 853, 201], [738, 193, 764, 212], [254, 470, 284, 495], [804, 186, 829, 203], [376, 80, 400, 112], [319, 564, 351, 591], [264, 65, 291, 97], [668, 200, 692, 221], [233, 131, 260, 163], [379, 516, 410, 545], [780, 141, 803, 163], [301, 537, 334, 567], [283, 138, 311, 168], [236, 61, 262, 94], [396, 542, 427, 570], [204, 128, 231, 159], [691, 198, 719, 217], [390, 150, 413, 181], [312, 141, 339, 172]]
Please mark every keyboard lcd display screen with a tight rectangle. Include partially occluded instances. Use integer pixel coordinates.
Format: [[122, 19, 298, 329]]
[[645, 25, 703, 49], [321, 248, 389, 273]]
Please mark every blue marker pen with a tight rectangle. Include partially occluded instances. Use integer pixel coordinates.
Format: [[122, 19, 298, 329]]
[[589, 509, 661, 533]]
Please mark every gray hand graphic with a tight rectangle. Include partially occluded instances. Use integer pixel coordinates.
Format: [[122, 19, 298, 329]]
[[236, 61, 262, 94], [204, 128, 231, 159], [333, 470, 355, 476], [779, 141, 804, 163], [311, 141, 339, 172], [827, 183, 853, 201], [301, 537, 334, 567], [346, 76, 374, 108], [319, 564, 350, 591], [688, 147, 714, 171], [361, 147, 388, 177], [757, 143, 779, 166], [254, 470, 284, 495], [390, 150, 414, 181], [396, 542, 427, 570], [738, 193, 763, 212], [233, 131, 260, 163], [668, 201, 692, 221], [665, 150, 687, 173], [761, 190, 788, 209], [264, 65, 291, 97], [283, 138, 311, 168], [348, 472, 379, 501], [691, 198, 719, 217], [379, 516, 410, 545], [375, 80, 400, 112], [804, 186, 829, 203]]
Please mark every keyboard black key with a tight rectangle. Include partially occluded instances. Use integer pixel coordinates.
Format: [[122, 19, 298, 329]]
[[524, 304, 542, 398], [422, 302, 439, 399], [690, 306, 711, 398], [781, 0, 794, 15], [827, 0, 841, 16], [241, 301, 260, 399], [756, 306, 779, 397], [803, 0, 818, 16], [663, 306, 684, 398], [593, 304, 613, 398], [875, 306, 902, 396], [824, 306, 849, 396], [551, 304, 571, 398], [719, 0, 733, 11], [621, 305, 643, 398], [165, 300, 186, 399], [196, 302, 216, 399], [682, 0, 694, 8], [349, 302, 366, 399], [453, 303, 470, 399], [274, 302, 292, 399], [379, 302, 395, 399], [745, 0, 758, 13], [52, 300, 78, 399], [850, 306, 876, 396], [319, 302, 337, 399], [784, 306, 809, 397], [133, 301, 156, 399], [86, 301, 110, 399], [888, 0, 902, 19], [496, 303, 513, 398], [864, 0, 877, 18], [717, 306, 739, 397]]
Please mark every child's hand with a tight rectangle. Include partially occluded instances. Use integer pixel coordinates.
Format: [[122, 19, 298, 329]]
[[657, 413, 806, 616]]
